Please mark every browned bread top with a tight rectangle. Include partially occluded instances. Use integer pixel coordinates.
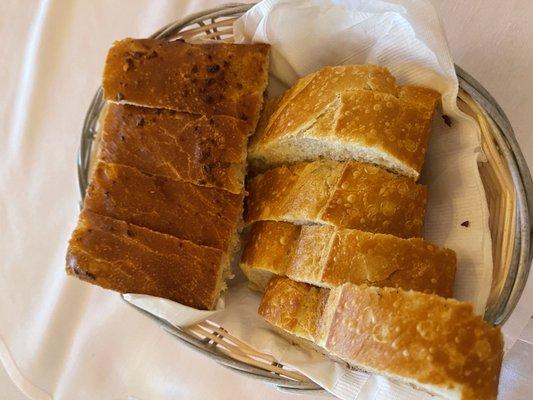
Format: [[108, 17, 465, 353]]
[[324, 284, 503, 400], [258, 276, 328, 341], [245, 160, 427, 238], [247, 65, 439, 179], [241, 221, 456, 297], [83, 162, 244, 250], [259, 277, 503, 400], [99, 103, 248, 193], [103, 39, 270, 126], [260, 65, 397, 144], [66, 210, 225, 309]]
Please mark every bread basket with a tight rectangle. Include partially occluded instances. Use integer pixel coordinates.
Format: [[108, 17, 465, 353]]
[[77, 2, 533, 393]]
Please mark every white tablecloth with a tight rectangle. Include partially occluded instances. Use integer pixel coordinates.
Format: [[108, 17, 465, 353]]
[[1, 1, 531, 399]]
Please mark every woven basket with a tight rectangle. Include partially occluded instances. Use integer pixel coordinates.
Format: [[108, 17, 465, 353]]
[[78, 3, 533, 393]]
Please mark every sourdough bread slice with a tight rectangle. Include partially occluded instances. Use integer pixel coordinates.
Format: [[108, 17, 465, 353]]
[[248, 65, 439, 179], [259, 277, 503, 400], [241, 221, 456, 297], [245, 160, 427, 238]]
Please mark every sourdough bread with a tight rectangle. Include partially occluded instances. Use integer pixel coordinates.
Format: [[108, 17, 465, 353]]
[[259, 277, 503, 400], [245, 160, 427, 238], [241, 221, 456, 296], [248, 65, 439, 179]]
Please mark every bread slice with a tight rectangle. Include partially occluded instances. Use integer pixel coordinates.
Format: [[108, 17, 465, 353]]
[[66, 210, 228, 310], [241, 221, 456, 296], [245, 160, 427, 238], [103, 38, 270, 130], [248, 65, 439, 179], [83, 162, 244, 251], [258, 275, 329, 342], [98, 103, 249, 194], [259, 277, 503, 400]]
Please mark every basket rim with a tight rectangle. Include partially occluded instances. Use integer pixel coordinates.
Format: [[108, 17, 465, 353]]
[[77, 1, 533, 391]]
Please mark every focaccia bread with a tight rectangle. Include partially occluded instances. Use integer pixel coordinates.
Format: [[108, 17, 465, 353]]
[[245, 160, 427, 238], [241, 221, 456, 297], [103, 38, 270, 129], [66, 210, 228, 310], [248, 65, 439, 179], [83, 162, 244, 251], [259, 277, 503, 400], [98, 103, 249, 193]]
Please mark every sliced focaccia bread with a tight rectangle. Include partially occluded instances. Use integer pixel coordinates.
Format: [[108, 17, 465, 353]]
[[66, 210, 229, 310], [98, 103, 249, 194], [103, 38, 270, 130], [83, 162, 244, 251]]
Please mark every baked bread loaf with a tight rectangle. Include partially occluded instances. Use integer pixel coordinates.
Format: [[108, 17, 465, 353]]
[[259, 277, 503, 400], [99, 103, 249, 193], [245, 160, 427, 238], [241, 221, 456, 296], [103, 38, 270, 130], [248, 65, 439, 179], [66, 210, 228, 310], [67, 39, 270, 309], [83, 162, 244, 251]]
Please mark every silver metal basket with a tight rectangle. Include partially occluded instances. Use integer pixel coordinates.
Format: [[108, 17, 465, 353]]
[[78, 2, 533, 392]]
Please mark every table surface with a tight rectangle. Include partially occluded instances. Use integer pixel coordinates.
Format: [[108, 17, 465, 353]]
[[1, 1, 532, 399]]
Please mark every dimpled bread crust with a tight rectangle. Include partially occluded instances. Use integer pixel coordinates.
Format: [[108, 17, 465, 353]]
[[240, 221, 456, 297], [245, 160, 427, 238], [248, 65, 439, 179], [259, 277, 503, 400]]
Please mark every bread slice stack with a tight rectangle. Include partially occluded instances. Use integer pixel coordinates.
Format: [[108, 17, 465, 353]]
[[66, 39, 270, 309], [241, 65, 503, 398], [241, 65, 452, 294], [260, 277, 503, 400]]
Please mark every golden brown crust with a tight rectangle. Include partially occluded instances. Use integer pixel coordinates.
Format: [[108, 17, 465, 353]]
[[103, 39, 270, 128], [259, 278, 503, 400], [248, 66, 439, 178], [240, 221, 301, 277], [259, 65, 397, 143], [83, 162, 244, 250], [66, 210, 224, 309], [330, 88, 437, 176], [241, 221, 456, 296], [99, 104, 248, 193], [244, 160, 426, 238], [325, 285, 502, 400], [258, 276, 328, 341]]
